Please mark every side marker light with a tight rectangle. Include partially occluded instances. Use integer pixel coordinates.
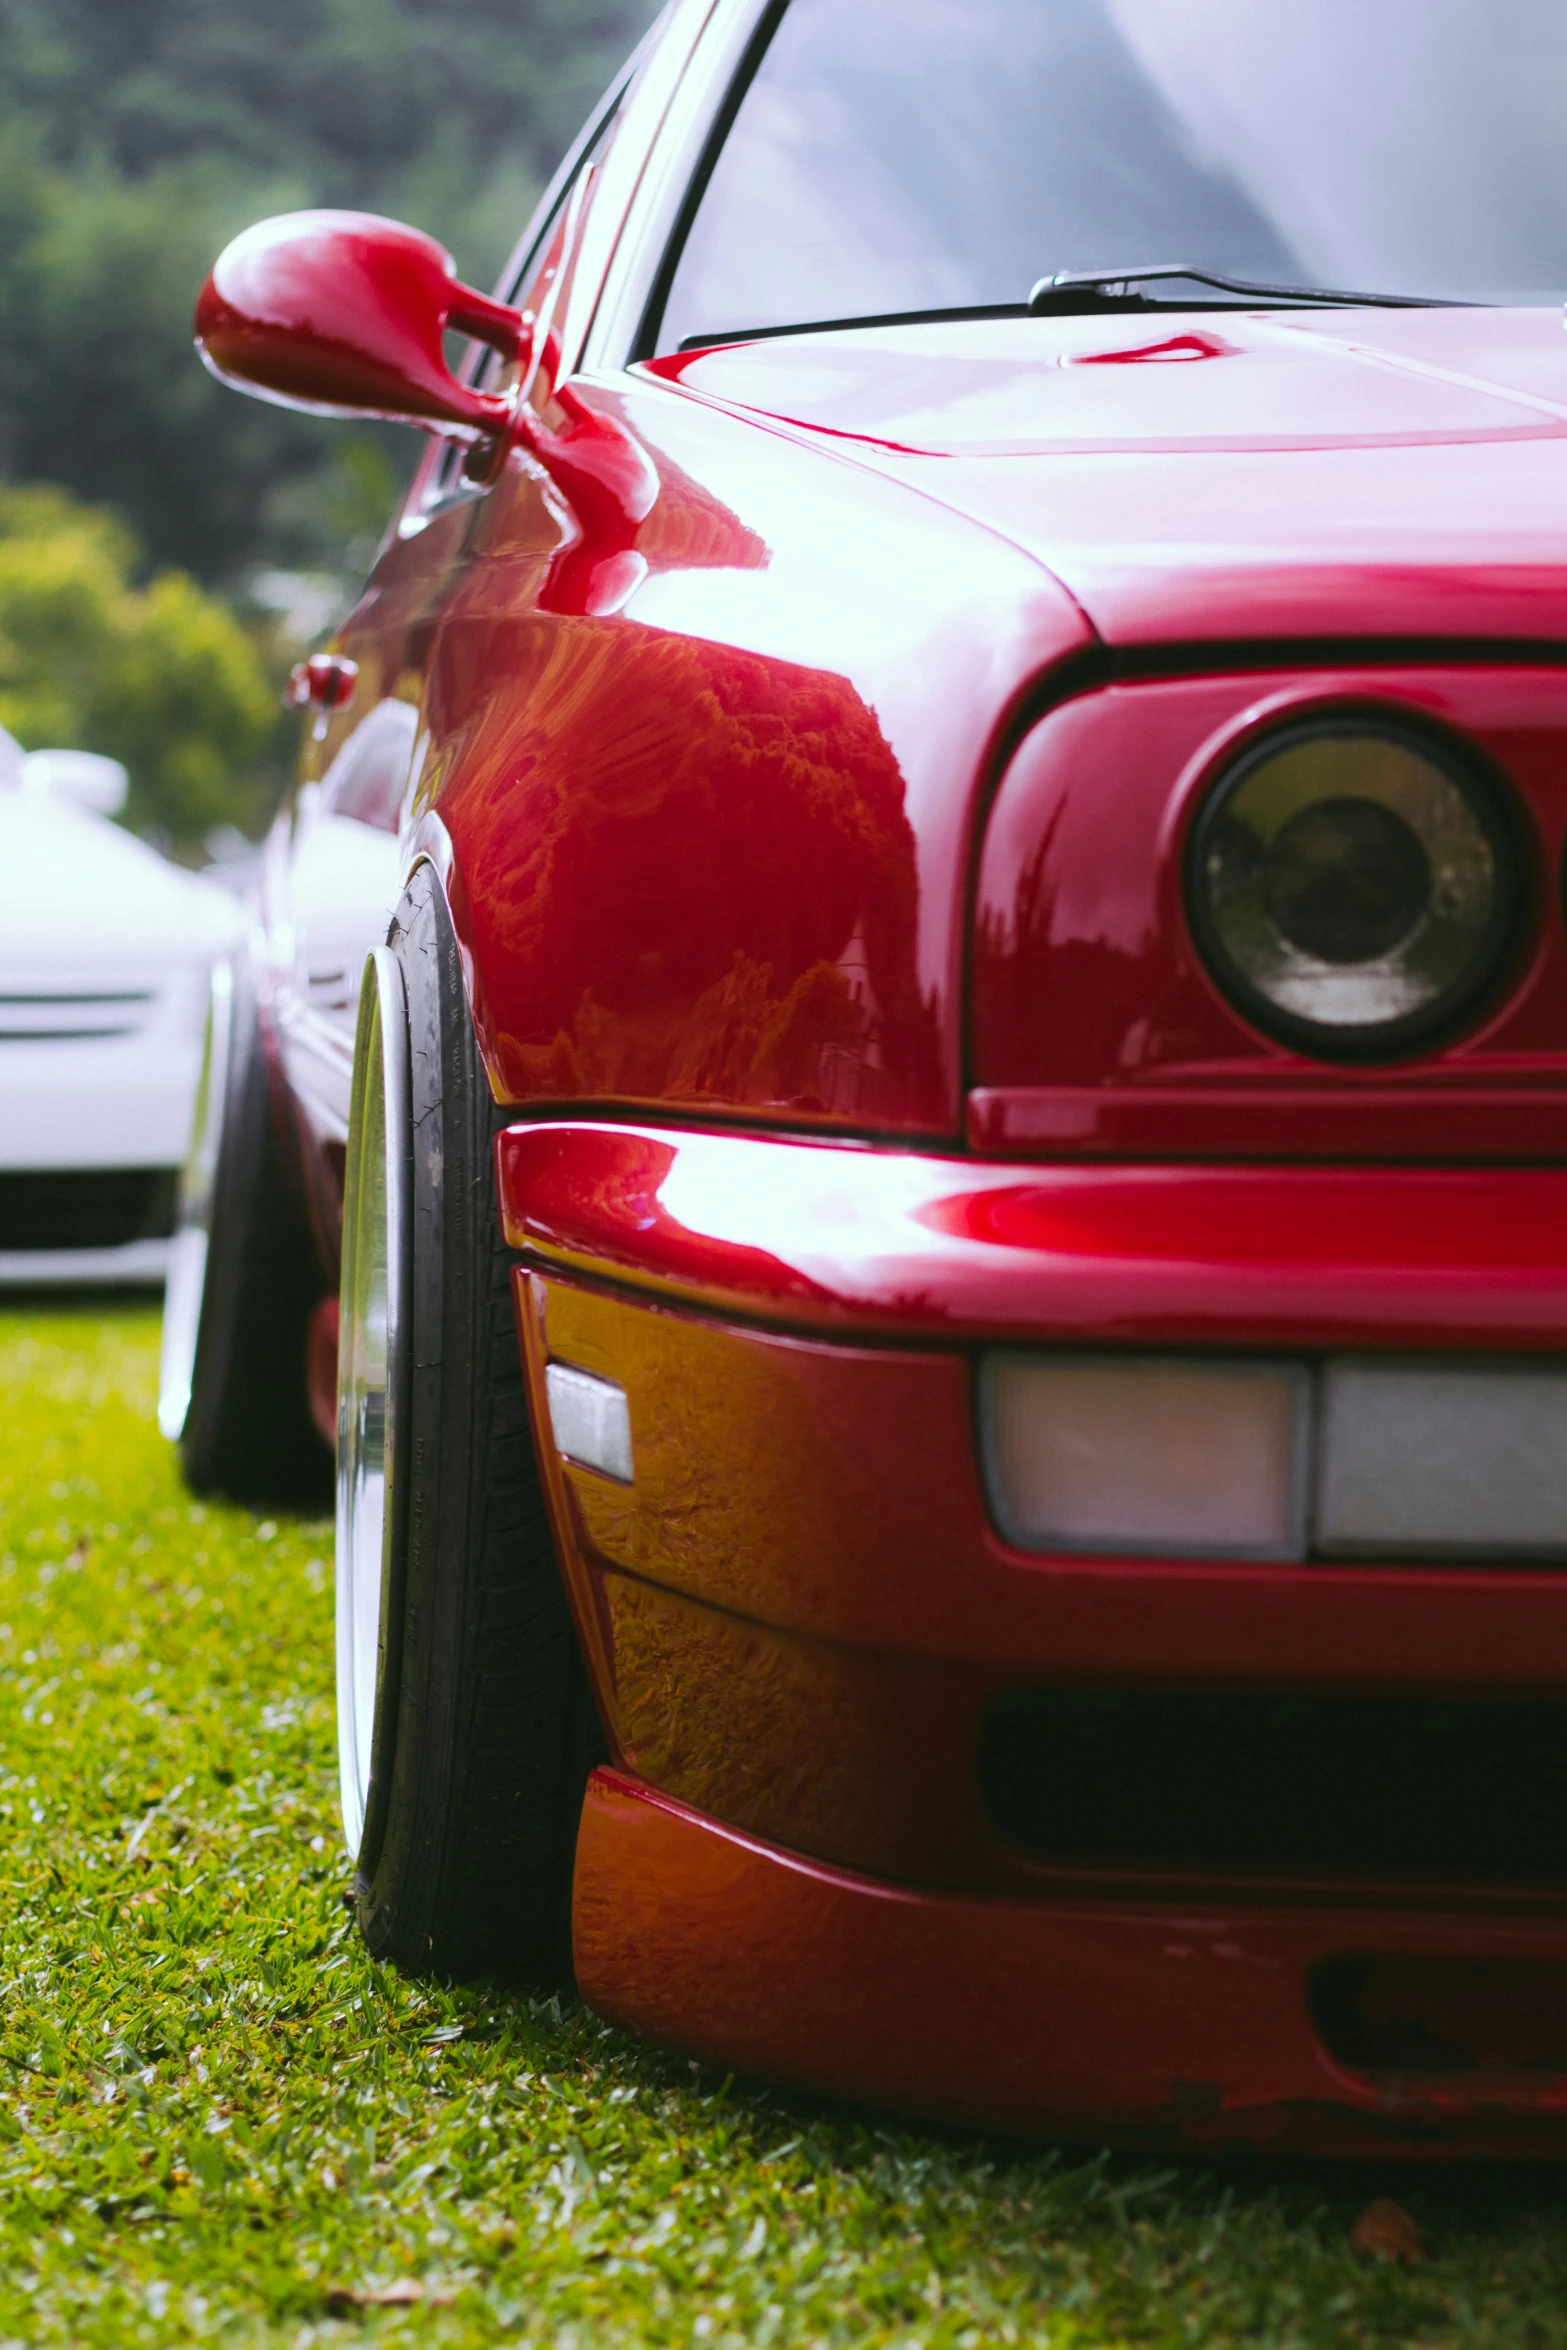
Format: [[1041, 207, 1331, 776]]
[[545, 1362, 634, 1484]]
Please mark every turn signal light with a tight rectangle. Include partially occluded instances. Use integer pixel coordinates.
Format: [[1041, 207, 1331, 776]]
[[981, 1352, 1567, 1561], [980, 1355, 1308, 1559]]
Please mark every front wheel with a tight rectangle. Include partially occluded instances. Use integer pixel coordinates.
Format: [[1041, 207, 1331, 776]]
[[335, 865, 598, 1982]]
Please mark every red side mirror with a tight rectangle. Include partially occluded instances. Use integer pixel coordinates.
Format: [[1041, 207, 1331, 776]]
[[195, 210, 529, 447]]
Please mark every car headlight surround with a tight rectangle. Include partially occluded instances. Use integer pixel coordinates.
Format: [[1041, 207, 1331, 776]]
[[1186, 716, 1523, 1060]]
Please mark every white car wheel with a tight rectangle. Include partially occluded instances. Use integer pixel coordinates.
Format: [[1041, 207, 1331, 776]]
[[335, 946, 411, 1863], [158, 961, 234, 1443], [158, 948, 331, 1507]]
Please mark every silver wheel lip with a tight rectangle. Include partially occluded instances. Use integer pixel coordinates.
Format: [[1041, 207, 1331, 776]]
[[335, 945, 412, 1866], [157, 959, 235, 1444]]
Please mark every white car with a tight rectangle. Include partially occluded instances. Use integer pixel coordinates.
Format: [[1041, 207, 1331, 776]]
[[0, 727, 242, 1285]]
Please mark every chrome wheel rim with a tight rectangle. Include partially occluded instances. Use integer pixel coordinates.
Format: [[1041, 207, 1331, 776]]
[[335, 947, 411, 1865], [157, 960, 234, 1443]]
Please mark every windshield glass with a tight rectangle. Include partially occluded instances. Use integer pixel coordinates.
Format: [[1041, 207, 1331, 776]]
[[657, 0, 1567, 348]]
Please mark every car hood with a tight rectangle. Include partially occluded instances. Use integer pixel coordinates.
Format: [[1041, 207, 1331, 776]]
[[661, 309, 1567, 644], [0, 790, 243, 981]]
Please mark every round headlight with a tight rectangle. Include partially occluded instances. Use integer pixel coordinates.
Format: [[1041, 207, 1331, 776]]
[[1187, 721, 1521, 1058]]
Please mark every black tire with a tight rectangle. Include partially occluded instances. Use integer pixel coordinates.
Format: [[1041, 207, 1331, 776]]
[[348, 864, 600, 1983], [170, 954, 332, 1510]]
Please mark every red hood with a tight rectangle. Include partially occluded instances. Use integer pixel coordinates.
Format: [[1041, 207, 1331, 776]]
[[658, 309, 1567, 645]]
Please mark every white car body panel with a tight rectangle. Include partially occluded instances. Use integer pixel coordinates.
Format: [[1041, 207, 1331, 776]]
[[0, 783, 244, 1282], [263, 730, 413, 1151]]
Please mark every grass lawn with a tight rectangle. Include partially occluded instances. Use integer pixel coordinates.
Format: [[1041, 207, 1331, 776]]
[[2, 1305, 1567, 2347]]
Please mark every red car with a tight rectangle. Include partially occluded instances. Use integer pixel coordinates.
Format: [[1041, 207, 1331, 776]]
[[164, 0, 1567, 2154]]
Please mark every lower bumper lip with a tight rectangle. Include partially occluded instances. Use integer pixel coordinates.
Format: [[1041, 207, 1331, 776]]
[[497, 1118, 1567, 1351], [575, 1769, 1567, 2156]]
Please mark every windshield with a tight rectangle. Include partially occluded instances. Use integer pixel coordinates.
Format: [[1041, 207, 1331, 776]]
[[657, 0, 1567, 349]]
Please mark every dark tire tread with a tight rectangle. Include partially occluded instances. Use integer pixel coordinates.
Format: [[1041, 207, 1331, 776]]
[[354, 868, 598, 1984], [179, 957, 331, 1511]]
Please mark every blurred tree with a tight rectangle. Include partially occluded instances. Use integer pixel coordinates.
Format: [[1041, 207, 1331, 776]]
[[0, 0, 652, 200], [0, 0, 659, 584], [0, 141, 342, 584], [0, 484, 274, 844]]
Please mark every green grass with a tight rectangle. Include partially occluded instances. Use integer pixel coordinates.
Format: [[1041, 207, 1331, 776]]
[[3, 1307, 1567, 2348]]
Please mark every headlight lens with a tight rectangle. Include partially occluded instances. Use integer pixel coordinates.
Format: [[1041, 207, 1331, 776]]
[[1188, 721, 1520, 1057]]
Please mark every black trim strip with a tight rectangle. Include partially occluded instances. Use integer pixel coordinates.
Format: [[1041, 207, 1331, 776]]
[[634, 0, 790, 362], [677, 303, 1032, 354]]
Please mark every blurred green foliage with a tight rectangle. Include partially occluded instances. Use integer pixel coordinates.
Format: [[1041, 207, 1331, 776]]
[[0, 0, 659, 584], [0, 0, 655, 837], [0, 484, 274, 843]]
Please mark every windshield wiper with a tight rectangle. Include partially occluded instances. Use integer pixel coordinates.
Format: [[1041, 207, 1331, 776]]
[[676, 301, 1030, 354], [1030, 264, 1469, 315], [669, 267, 1468, 358]]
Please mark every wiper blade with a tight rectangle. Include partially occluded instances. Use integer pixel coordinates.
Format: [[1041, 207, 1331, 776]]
[[677, 301, 1029, 354], [1029, 264, 1469, 315], [668, 269, 1469, 359]]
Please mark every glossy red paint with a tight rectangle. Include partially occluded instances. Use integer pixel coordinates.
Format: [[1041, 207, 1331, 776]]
[[662, 308, 1567, 642], [305, 1295, 340, 1452], [196, 2, 1567, 2154], [521, 1261, 1567, 2146], [497, 1119, 1567, 1351], [575, 1770, 1567, 2157], [514, 384, 662, 618], [968, 1082, 1567, 1159], [972, 666, 1567, 1156], [196, 210, 527, 440], [1064, 330, 1237, 366], [515, 1270, 1567, 1825], [505, 1151, 1567, 2157], [198, 210, 675, 622], [411, 314, 1567, 1139], [412, 374, 1087, 1133]]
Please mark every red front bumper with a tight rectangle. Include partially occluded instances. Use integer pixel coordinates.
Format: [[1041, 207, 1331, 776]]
[[498, 1120, 1567, 2154], [577, 1771, 1567, 2157]]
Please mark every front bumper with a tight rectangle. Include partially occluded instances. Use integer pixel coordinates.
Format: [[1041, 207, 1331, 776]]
[[499, 1120, 1567, 2150], [498, 1118, 1567, 1352], [577, 1771, 1567, 2157]]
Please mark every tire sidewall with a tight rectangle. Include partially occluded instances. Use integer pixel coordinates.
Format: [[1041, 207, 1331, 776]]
[[177, 949, 331, 1506], [357, 864, 476, 1932], [350, 863, 596, 1981]]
